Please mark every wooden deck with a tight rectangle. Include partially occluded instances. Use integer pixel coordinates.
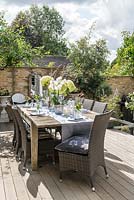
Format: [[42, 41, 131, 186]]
[[0, 128, 134, 200]]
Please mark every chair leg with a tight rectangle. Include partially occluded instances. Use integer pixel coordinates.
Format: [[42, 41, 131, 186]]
[[52, 151, 56, 165], [12, 140, 16, 151], [104, 166, 109, 178], [90, 177, 95, 192], [15, 142, 19, 155], [18, 149, 23, 161], [59, 171, 63, 182], [23, 152, 27, 170], [12, 134, 16, 148]]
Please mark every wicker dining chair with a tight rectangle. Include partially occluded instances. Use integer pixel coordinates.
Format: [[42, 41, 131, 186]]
[[13, 108, 60, 169], [55, 110, 113, 191], [5, 104, 13, 121], [0, 105, 3, 116], [11, 93, 26, 104], [92, 101, 107, 113], [5, 104, 20, 153], [82, 99, 94, 110]]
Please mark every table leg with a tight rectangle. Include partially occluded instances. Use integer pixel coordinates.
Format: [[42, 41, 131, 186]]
[[31, 122, 38, 170], [0, 106, 3, 116]]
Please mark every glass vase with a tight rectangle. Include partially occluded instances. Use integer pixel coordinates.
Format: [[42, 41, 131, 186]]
[[54, 104, 63, 115]]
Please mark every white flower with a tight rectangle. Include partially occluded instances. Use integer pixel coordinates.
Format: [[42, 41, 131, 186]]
[[41, 75, 53, 87], [41, 75, 77, 97], [56, 76, 62, 83], [125, 102, 128, 107]]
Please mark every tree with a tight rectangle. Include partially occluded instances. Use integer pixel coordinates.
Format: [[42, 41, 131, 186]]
[[11, 5, 68, 56], [117, 31, 134, 76], [11, 11, 32, 43], [0, 12, 38, 67], [66, 31, 111, 99]]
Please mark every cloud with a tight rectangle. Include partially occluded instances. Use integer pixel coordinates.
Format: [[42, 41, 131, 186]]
[[54, 2, 96, 43], [1, 0, 134, 62], [86, 0, 134, 60], [0, 1, 30, 23], [1, 0, 96, 6], [108, 50, 117, 63], [96, 0, 134, 32]]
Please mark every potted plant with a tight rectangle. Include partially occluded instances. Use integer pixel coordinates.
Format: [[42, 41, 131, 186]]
[[0, 88, 10, 114], [125, 92, 134, 121], [0, 88, 10, 96]]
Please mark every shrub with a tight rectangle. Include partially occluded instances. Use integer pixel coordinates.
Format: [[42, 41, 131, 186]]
[[0, 88, 10, 96]]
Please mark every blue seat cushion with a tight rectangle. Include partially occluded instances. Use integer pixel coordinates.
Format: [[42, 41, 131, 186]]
[[55, 135, 89, 155]]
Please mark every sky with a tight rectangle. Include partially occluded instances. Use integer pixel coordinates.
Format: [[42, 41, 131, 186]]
[[0, 0, 134, 62]]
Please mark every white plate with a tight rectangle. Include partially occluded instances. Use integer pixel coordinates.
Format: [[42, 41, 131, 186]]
[[67, 117, 84, 121], [23, 105, 31, 108], [80, 108, 89, 113], [30, 112, 45, 116], [27, 108, 37, 111]]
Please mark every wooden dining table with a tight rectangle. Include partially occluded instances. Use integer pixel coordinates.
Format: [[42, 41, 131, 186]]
[[18, 106, 96, 170]]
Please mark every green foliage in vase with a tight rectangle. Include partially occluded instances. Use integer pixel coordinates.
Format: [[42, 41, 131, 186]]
[[51, 92, 61, 105], [75, 101, 82, 111], [11, 5, 68, 56], [66, 26, 111, 99], [34, 94, 41, 102]]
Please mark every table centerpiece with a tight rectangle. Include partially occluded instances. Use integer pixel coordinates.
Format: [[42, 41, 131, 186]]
[[41, 75, 77, 114]]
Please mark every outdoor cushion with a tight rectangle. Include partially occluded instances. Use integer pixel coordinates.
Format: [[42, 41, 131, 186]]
[[55, 135, 89, 155]]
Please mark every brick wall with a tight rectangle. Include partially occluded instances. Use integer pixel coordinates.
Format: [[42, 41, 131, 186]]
[[107, 76, 134, 95], [0, 67, 134, 96], [0, 68, 13, 93], [0, 67, 62, 96]]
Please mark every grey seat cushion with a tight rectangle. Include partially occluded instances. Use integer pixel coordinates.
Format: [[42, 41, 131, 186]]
[[55, 135, 89, 155]]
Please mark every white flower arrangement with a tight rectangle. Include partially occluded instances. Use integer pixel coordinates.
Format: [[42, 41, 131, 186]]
[[40, 75, 53, 88], [41, 76, 77, 105]]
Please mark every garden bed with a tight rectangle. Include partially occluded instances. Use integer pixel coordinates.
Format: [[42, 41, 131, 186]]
[[108, 117, 134, 135]]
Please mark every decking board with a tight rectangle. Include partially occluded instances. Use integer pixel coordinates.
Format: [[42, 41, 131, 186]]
[[0, 129, 134, 200]]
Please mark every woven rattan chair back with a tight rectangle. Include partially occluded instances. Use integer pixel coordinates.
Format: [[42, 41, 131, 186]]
[[92, 101, 107, 113], [13, 109, 27, 153], [6, 105, 21, 153], [83, 99, 94, 110], [88, 111, 113, 169], [13, 108, 29, 166], [11, 93, 26, 104], [5, 104, 13, 121], [0, 106, 3, 115]]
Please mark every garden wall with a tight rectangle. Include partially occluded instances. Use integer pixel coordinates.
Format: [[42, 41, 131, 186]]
[[107, 76, 134, 96], [0, 67, 62, 96], [0, 67, 134, 96]]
